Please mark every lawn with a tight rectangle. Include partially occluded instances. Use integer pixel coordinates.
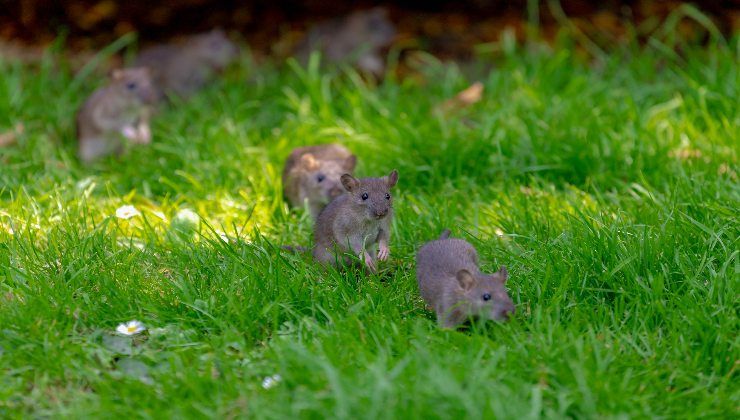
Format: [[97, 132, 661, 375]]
[[0, 34, 738, 418]]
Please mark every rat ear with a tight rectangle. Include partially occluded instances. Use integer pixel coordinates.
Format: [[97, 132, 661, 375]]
[[110, 69, 124, 80], [344, 155, 357, 171], [300, 153, 319, 170], [498, 266, 508, 283], [456, 269, 475, 291], [340, 174, 359, 192], [386, 169, 398, 188]]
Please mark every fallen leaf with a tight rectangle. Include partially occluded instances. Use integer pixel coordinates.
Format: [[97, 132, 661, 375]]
[[434, 82, 484, 116]]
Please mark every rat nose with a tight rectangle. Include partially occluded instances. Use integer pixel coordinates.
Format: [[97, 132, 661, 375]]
[[373, 209, 387, 218], [143, 89, 160, 104], [499, 304, 515, 321]]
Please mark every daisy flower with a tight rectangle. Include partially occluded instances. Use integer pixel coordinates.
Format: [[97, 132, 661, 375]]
[[116, 320, 146, 336], [115, 205, 141, 220]]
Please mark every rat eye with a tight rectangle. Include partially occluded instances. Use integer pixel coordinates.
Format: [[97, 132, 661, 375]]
[[385, 193, 390, 200], [316, 174, 325, 183], [361, 193, 369, 200], [482, 293, 492, 301], [126, 82, 137, 90]]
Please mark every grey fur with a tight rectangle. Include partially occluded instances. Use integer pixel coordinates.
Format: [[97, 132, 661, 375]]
[[295, 7, 396, 77], [416, 230, 514, 328], [312, 170, 398, 273], [134, 29, 238, 99]]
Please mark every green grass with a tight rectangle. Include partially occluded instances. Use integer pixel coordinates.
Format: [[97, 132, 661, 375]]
[[0, 35, 738, 418]]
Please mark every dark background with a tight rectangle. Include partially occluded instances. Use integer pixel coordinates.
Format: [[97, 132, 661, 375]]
[[1, 0, 738, 56]]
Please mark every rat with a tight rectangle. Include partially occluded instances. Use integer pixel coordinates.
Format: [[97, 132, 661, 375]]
[[283, 144, 358, 218], [76, 67, 158, 163], [416, 229, 515, 328], [134, 29, 238, 99], [312, 170, 398, 273], [296, 7, 396, 77]]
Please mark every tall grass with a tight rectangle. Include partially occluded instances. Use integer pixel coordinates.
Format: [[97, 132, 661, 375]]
[[0, 29, 738, 417]]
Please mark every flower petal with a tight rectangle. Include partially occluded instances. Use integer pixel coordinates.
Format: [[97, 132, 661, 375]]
[[116, 320, 146, 336], [115, 205, 141, 220]]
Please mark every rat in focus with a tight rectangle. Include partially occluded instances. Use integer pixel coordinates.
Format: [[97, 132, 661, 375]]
[[134, 29, 238, 100], [76, 67, 158, 163], [416, 230, 514, 328], [296, 7, 396, 77], [312, 170, 398, 273], [283, 144, 357, 218]]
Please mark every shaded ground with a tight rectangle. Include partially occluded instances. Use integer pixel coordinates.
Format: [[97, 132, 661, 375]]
[[2, 0, 738, 59]]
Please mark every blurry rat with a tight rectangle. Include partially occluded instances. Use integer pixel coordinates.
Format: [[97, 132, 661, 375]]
[[76, 67, 158, 163], [296, 7, 396, 77], [283, 144, 357, 218], [134, 29, 238, 99]]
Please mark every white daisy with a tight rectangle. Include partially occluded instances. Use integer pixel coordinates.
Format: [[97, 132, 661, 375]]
[[115, 205, 141, 220], [261, 374, 282, 389], [116, 320, 146, 336]]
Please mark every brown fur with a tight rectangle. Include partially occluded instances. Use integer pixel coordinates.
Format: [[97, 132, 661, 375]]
[[416, 230, 514, 328], [76, 67, 158, 163], [282, 144, 357, 219], [312, 170, 398, 273]]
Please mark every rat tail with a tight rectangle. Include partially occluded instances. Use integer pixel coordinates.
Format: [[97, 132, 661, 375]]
[[439, 229, 451, 240], [282, 245, 309, 254]]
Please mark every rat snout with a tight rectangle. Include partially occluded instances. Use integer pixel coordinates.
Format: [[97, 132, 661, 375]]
[[140, 88, 161, 105], [497, 303, 515, 321], [372, 208, 388, 219]]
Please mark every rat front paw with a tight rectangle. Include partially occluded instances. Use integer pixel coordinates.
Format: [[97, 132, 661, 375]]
[[362, 251, 378, 273], [121, 126, 138, 140], [135, 125, 152, 144], [377, 245, 390, 261], [365, 259, 378, 273]]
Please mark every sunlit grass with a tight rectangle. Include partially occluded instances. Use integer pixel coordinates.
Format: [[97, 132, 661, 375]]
[[0, 35, 738, 418]]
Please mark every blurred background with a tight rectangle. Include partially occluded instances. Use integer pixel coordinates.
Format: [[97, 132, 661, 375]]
[[1, 0, 738, 62]]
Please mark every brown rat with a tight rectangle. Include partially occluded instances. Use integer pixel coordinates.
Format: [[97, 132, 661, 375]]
[[134, 29, 238, 99], [283, 144, 357, 218], [416, 230, 514, 328], [76, 67, 158, 163], [312, 170, 398, 273], [296, 7, 396, 77]]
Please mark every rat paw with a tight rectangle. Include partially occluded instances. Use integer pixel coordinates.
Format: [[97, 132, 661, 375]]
[[377, 246, 390, 261], [121, 126, 138, 140], [365, 258, 378, 273]]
